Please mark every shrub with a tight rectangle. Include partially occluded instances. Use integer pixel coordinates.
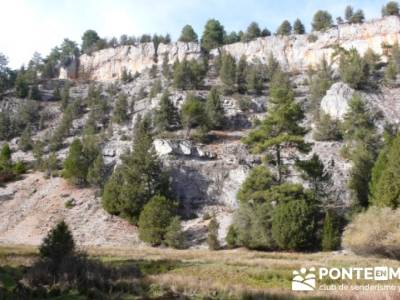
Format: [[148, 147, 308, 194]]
[[164, 216, 185, 249], [272, 199, 317, 251], [342, 207, 400, 259], [321, 210, 341, 251], [312, 10, 333, 31], [62, 139, 89, 186], [207, 215, 220, 250], [338, 49, 369, 89], [138, 195, 176, 246], [313, 113, 342, 141]]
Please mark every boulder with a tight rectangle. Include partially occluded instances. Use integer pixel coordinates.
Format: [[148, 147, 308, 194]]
[[320, 82, 354, 120]]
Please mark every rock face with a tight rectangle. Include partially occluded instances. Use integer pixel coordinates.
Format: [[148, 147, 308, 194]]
[[60, 42, 201, 81], [216, 16, 400, 71], [320, 82, 355, 120], [60, 16, 400, 81]]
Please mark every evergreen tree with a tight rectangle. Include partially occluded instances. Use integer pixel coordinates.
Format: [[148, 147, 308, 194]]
[[276, 20, 292, 36], [296, 153, 332, 202], [313, 112, 342, 141], [81, 29, 100, 54], [173, 58, 206, 90], [345, 5, 354, 22], [237, 165, 275, 203], [245, 64, 263, 95], [149, 79, 162, 98], [138, 195, 176, 246], [18, 127, 33, 151], [32, 140, 44, 170], [219, 52, 237, 93], [244, 22, 261, 41], [62, 139, 89, 186], [155, 91, 179, 131], [309, 57, 333, 114], [44, 152, 58, 178], [350, 9, 365, 24], [181, 94, 206, 137], [87, 154, 106, 188], [243, 70, 310, 183], [164, 216, 185, 249], [113, 94, 129, 124], [293, 19, 305, 34], [207, 215, 220, 250], [39, 221, 74, 267], [102, 117, 169, 224], [312, 10, 333, 31], [15, 71, 29, 98], [162, 53, 171, 79], [338, 48, 369, 89], [61, 83, 70, 111], [385, 58, 398, 85], [370, 134, 400, 208], [236, 55, 248, 94], [382, 1, 400, 16], [272, 199, 317, 251], [205, 87, 224, 130], [179, 25, 198, 42], [201, 19, 225, 52], [321, 210, 341, 251]]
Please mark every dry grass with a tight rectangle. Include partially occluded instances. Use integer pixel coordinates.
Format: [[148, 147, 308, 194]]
[[2, 244, 400, 299]]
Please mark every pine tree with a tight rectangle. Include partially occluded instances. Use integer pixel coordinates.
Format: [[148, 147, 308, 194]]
[[62, 139, 89, 186], [138, 195, 176, 246], [345, 5, 354, 22], [102, 117, 170, 224], [293, 19, 305, 34], [179, 25, 198, 42], [313, 112, 342, 141], [155, 91, 179, 131], [338, 48, 369, 89], [276, 20, 292, 35], [61, 83, 70, 111], [87, 154, 106, 188], [205, 87, 224, 130], [162, 53, 171, 79], [236, 55, 248, 94], [246, 64, 263, 95], [385, 58, 397, 85], [219, 52, 236, 94], [164, 216, 185, 249], [243, 70, 310, 183], [207, 215, 220, 250], [201, 19, 225, 52], [181, 94, 206, 137], [19, 127, 33, 151], [45, 152, 58, 178], [321, 210, 341, 251], [113, 94, 129, 124], [382, 1, 399, 16], [312, 10, 333, 31], [39, 221, 74, 267]]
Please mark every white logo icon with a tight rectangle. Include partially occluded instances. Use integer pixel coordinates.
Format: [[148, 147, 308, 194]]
[[292, 267, 316, 291]]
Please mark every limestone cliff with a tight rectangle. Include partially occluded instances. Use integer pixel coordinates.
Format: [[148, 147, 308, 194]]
[[60, 16, 400, 81]]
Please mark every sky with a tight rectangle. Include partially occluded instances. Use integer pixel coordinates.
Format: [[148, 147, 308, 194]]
[[0, 0, 390, 69]]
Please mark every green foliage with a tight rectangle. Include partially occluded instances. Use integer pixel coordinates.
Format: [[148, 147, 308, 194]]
[[121, 68, 134, 83], [205, 87, 224, 130], [272, 198, 317, 251], [245, 63, 264, 95], [61, 83, 70, 111], [296, 153, 332, 202], [181, 94, 206, 137], [39, 221, 75, 266], [313, 113, 342, 141], [338, 48, 369, 89], [225, 225, 238, 248], [312, 10, 333, 31], [32, 140, 44, 170], [321, 210, 341, 251], [369, 134, 400, 208], [207, 215, 220, 250], [102, 117, 170, 224], [149, 79, 162, 98], [201, 19, 225, 52], [179, 25, 198, 43], [63, 139, 89, 186], [112, 94, 129, 124], [87, 154, 106, 188], [345, 6, 365, 23], [155, 91, 180, 131], [219, 52, 237, 93], [15, 71, 29, 98], [138, 195, 176, 246], [0, 143, 15, 183], [276, 20, 292, 36], [164, 216, 185, 249], [385, 58, 398, 85], [242, 22, 262, 42], [81, 29, 100, 54], [237, 165, 275, 203], [173, 58, 207, 90], [18, 127, 33, 151], [236, 55, 248, 94], [0, 53, 15, 95], [382, 1, 399, 16], [44, 152, 58, 178], [309, 57, 333, 114], [162, 54, 171, 79], [243, 70, 309, 183], [293, 19, 305, 34]]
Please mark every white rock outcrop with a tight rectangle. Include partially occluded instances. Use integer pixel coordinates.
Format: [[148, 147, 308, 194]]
[[60, 16, 400, 81], [320, 82, 355, 120]]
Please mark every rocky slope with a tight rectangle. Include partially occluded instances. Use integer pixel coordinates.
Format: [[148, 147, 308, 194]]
[[61, 16, 400, 81]]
